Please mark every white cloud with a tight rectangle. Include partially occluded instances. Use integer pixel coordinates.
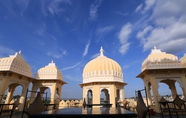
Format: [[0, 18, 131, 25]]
[[82, 40, 91, 58], [137, 25, 153, 44], [118, 23, 132, 44], [89, 0, 102, 20], [0, 46, 15, 57], [96, 26, 114, 42], [136, 0, 186, 54], [119, 43, 130, 55], [142, 0, 156, 13], [135, 4, 142, 13], [118, 23, 132, 55]]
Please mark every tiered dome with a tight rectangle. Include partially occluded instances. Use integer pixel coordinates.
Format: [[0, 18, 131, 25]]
[[82, 47, 123, 83], [35, 61, 63, 80], [0, 51, 32, 77], [142, 46, 182, 71], [180, 54, 186, 67]]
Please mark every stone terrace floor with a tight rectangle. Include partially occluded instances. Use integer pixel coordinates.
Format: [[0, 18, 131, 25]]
[[1, 111, 184, 118]]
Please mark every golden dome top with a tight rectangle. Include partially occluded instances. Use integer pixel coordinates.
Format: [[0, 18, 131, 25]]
[[35, 60, 63, 80], [83, 47, 123, 83], [0, 51, 32, 77], [142, 46, 181, 71]]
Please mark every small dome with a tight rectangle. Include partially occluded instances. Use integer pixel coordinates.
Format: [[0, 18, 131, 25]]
[[142, 46, 181, 71], [35, 61, 63, 80], [180, 54, 186, 67], [0, 51, 32, 77], [83, 47, 123, 83]]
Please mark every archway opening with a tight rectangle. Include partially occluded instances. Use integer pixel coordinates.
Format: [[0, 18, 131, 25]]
[[87, 90, 92, 104], [100, 89, 109, 104]]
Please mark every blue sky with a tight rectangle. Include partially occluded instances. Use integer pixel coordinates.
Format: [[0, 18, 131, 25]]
[[0, 0, 186, 99]]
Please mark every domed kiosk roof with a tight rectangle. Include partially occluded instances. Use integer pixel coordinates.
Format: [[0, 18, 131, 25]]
[[0, 51, 32, 77], [35, 61, 63, 80], [141, 46, 182, 71], [180, 54, 186, 67], [82, 47, 124, 83]]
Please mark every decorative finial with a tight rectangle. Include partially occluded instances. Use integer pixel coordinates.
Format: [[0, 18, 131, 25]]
[[100, 46, 104, 56], [51, 60, 54, 63], [19, 50, 21, 54], [154, 46, 156, 50]]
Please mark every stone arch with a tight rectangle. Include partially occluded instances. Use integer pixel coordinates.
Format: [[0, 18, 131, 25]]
[[100, 88, 110, 104], [87, 89, 93, 104]]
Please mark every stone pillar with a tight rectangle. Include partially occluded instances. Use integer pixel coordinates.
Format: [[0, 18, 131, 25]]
[[30, 83, 38, 103], [82, 86, 87, 103], [169, 81, 177, 98], [93, 85, 100, 106], [180, 74, 186, 100], [145, 82, 153, 106], [19, 83, 29, 111], [150, 76, 160, 113], [0, 78, 9, 97], [120, 88, 125, 100], [58, 85, 62, 99], [5, 84, 16, 103], [110, 85, 116, 107], [50, 83, 57, 104]]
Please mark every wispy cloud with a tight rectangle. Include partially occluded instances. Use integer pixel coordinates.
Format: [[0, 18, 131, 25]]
[[48, 0, 65, 15], [47, 51, 66, 59], [134, 4, 142, 13], [41, 0, 72, 16], [115, 11, 128, 16], [118, 23, 132, 55], [34, 23, 47, 36], [63, 75, 81, 82], [82, 40, 91, 58], [91, 53, 99, 59], [89, 0, 102, 20], [61, 61, 81, 71], [0, 46, 15, 57], [123, 65, 130, 69], [96, 26, 114, 42], [15, 0, 30, 16]]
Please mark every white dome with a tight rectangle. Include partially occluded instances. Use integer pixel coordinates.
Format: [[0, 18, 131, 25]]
[[0, 51, 32, 77], [35, 61, 63, 80], [82, 47, 123, 83]]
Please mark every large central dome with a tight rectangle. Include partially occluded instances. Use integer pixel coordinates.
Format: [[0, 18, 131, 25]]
[[82, 47, 123, 83]]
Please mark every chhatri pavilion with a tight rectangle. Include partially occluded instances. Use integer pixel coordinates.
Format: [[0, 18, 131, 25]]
[[80, 47, 127, 107], [0, 46, 186, 113], [137, 46, 186, 112]]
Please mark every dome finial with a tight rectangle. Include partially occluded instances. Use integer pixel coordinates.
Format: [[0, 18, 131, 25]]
[[100, 46, 104, 56], [19, 50, 21, 54], [154, 46, 157, 50]]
